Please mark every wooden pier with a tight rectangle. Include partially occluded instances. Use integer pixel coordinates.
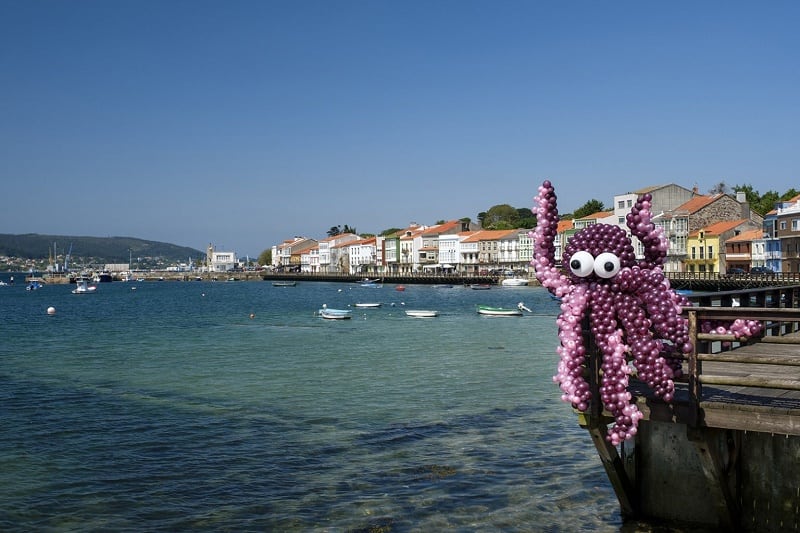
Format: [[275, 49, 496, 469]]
[[580, 285, 800, 531]]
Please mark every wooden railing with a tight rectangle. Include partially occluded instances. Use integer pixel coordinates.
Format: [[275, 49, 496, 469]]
[[675, 304, 800, 437]]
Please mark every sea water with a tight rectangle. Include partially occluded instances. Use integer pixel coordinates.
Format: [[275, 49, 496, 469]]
[[0, 277, 627, 531]]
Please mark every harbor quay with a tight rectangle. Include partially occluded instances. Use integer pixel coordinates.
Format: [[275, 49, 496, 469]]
[[20, 270, 800, 294], [26, 271, 513, 286]]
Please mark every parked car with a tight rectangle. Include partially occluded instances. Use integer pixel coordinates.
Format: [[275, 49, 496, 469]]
[[725, 267, 746, 277], [750, 266, 774, 276]]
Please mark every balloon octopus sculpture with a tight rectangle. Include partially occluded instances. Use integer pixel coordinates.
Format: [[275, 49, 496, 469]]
[[532, 180, 762, 445]]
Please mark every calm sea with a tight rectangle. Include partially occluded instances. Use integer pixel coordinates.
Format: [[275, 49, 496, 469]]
[[1, 275, 633, 531]]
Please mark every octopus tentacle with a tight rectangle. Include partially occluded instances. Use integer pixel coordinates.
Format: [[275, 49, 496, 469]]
[[626, 193, 667, 269], [554, 284, 591, 410], [532, 180, 570, 297]]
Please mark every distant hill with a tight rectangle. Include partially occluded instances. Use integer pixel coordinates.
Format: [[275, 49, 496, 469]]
[[0, 234, 204, 264]]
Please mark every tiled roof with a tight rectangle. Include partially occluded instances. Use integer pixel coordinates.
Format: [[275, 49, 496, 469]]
[[422, 220, 460, 236], [579, 211, 614, 221], [726, 228, 764, 243], [674, 194, 719, 214], [557, 220, 574, 232], [459, 229, 518, 243], [688, 219, 748, 237]]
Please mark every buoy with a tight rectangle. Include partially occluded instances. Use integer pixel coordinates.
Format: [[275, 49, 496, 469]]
[[47, 306, 56, 315], [249, 313, 255, 319]]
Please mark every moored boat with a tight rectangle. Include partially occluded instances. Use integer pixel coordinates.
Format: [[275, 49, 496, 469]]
[[354, 302, 381, 308], [72, 278, 98, 294], [272, 281, 297, 287], [318, 305, 352, 320], [477, 304, 524, 316], [405, 309, 439, 318], [501, 277, 529, 286]]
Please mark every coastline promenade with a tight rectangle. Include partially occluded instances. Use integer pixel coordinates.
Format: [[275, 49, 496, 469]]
[[23, 270, 800, 291]]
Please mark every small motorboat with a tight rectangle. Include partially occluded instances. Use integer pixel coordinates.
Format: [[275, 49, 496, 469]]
[[318, 305, 352, 320], [72, 278, 98, 294], [405, 310, 439, 318], [501, 277, 529, 286], [471, 284, 491, 290], [476, 304, 523, 316], [354, 302, 381, 308]]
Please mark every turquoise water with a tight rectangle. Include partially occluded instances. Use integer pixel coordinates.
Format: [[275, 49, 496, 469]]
[[0, 277, 623, 531]]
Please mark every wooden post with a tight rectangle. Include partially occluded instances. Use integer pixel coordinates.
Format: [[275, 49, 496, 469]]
[[687, 309, 701, 426], [580, 318, 639, 517]]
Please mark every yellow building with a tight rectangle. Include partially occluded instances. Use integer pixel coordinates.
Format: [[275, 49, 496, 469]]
[[685, 219, 751, 274]]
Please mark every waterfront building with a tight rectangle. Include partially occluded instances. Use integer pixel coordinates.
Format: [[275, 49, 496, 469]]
[[417, 220, 462, 273], [775, 195, 800, 273], [724, 228, 765, 273], [272, 237, 318, 272], [457, 229, 522, 273], [382, 224, 424, 274], [399, 225, 427, 274], [317, 233, 359, 273], [653, 192, 763, 272], [347, 236, 380, 275], [206, 243, 238, 272], [301, 245, 320, 273], [686, 219, 755, 274]]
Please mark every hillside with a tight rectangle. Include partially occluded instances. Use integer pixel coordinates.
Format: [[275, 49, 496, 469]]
[[0, 233, 204, 265]]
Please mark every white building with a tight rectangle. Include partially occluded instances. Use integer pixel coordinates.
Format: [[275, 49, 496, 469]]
[[207, 244, 237, 272]]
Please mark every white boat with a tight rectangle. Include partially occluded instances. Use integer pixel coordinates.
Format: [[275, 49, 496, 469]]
[[477, 304, 523, 316], [501, 277, 529, 286], [318, 305, 352, 320], [72, 278, 98, 294], [354, 302, 381, 308], [272, 281, 297, 287], [405, 310, 439, 318]]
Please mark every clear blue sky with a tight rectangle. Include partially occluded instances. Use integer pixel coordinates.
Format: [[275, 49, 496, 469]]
[[2, 1, 798, 258]]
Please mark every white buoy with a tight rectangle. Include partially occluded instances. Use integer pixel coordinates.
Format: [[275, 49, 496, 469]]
[[47, 306, 56, 315]]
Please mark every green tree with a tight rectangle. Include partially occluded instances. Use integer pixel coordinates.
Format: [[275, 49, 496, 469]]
[[257, 249, 272, 266], [732, 183, 800, 216], [782, 188, 800, 201], [573, 199, 606, 219], [482, 204, 520, 229], [327, 224, 357, 236]]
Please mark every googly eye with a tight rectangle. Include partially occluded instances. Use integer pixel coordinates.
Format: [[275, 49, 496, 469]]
[[594, 252, 621, 279], [569, 251, 595, 277]]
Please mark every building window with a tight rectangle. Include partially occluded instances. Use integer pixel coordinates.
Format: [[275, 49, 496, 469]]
[[793, 219, 800, 231], [618, 200, 625, 209], [627, 200, 632, 207], [781, 221, 787, 230]]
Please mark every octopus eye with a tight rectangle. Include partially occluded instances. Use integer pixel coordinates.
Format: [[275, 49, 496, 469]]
[[593, 252, 621, 279], [569, 251, 595, 277]]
